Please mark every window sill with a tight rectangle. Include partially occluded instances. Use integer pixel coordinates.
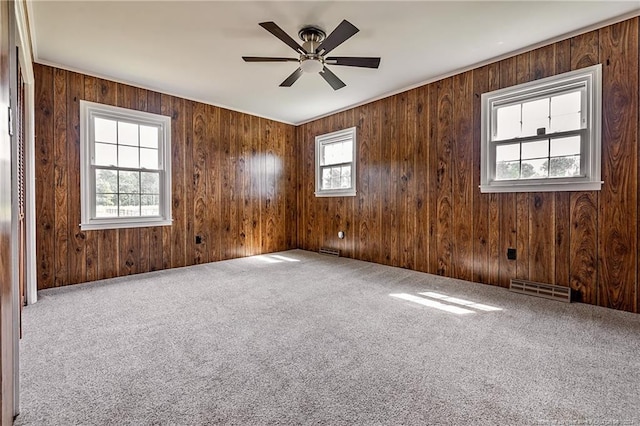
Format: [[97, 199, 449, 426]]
[[480, 180, 602, 193], [80, 218, 172, 231], [315, 190, 357, 198]]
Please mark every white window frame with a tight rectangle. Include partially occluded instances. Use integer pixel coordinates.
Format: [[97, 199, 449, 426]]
[[315, 127, 357, 197], [79, 100, 172, 230], [480, 64, 602, 193]]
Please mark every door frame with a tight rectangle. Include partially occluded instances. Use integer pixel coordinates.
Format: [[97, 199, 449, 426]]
[[0, 0, 19, 422], [15, 0, 36, 306]]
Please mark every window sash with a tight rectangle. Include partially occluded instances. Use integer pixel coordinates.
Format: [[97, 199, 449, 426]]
[[490, 85, 586, 143], [90, 166, 163, 219], [319, 141, 353, 167], [89, 113, 165, 170], [319, 163, 352, 190], [490, 130, 586, 182]]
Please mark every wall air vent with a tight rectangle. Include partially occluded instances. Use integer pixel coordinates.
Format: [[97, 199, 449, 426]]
[[319, 247, 340, 257], [509, 279, 571, 303]]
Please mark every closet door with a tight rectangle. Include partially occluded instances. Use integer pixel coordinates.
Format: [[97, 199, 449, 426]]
[[0, 0, 18, 422]]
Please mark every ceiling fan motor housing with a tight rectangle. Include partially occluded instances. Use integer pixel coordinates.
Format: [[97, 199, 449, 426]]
[[298, 26, 326, 72], [299, 27, 325, 53]]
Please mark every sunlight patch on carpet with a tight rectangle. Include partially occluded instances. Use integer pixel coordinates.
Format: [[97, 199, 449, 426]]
[[269, 254, 300, 262], [251, 254, 301, 264], [389, 293, 475, 315], [419, 292, 502, 312]]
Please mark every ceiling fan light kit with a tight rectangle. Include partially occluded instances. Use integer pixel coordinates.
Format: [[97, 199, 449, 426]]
[[300, 58, 323, 74], [242, 19, 381, 90]]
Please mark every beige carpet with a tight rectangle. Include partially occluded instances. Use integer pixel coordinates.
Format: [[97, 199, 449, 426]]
[[15, 250, 640, 425]]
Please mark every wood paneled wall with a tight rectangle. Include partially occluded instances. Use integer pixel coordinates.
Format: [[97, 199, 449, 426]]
[[34, 64, 297, 289], [34, 18, 640, 314], [297, 18, 640, 313]]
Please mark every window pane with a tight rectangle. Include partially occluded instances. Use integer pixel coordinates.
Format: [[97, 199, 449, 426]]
[[118, 145, 139, 168], [549, 155, 581, 178], [521, 140, 548, 160], [550, 136, 581, 157], [521, 158, 547, 179], [95, 169, 117, 194], [331, 166, 341, 189], [321, 143, 333, 166], [141, 172, 159, 194], [119, 193, 140, 217], [321, 167, 331, 189], [94, 117, 117, 143], [550, 113, 581, 133], [140, 125, 159, 148], [496, 161, 520, 180], [118, 121, 139, 146], [118, 171, 140, 194], [95, 193, 118, 218], [495, 104, 520, 140], [522, 98, 549, 137], [323, 143, 338, 165], [496, 143, 520, 162], [550, 91, 582, 133], [340, 165, 351, 188], [551, 91, 581, 116], [341, 141, 353, 163], [141, 195, 160, 216], [94, 143, 117, 166], [140, 148, 159, 169]]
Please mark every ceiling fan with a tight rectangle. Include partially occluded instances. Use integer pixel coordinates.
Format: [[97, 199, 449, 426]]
[[242, 20, 381, 90]]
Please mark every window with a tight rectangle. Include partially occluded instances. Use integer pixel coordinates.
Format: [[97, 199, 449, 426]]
[[315, 127, 357, 197], [80, 100, 172, 230], [480, 64, 602, 193]]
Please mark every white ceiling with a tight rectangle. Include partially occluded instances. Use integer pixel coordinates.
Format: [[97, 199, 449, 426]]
[[29, 1, 639, 125]]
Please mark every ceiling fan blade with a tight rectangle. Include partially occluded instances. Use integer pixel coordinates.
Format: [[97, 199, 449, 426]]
[[243, 56, 299, 63], [325, 56, 380, 68], [280, 68, 304, 87], [320, 66, 346, 90], [325, 57, 381, 68], [315, 20, 359, 55], [259, 22, 306, 55]]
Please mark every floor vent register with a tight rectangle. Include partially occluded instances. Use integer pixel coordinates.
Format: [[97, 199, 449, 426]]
[[509, 279, 571, 303], [319, 247, 340, 257]]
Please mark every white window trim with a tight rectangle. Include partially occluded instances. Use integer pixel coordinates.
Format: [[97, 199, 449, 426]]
[[480, 64, 602, 193], [79, 100, 172, 230], [315, 126, 357, 197]]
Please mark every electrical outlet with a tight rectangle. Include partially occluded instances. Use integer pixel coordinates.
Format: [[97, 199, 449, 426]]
[[195, 235, 202, 244], [507, 248, 516, 260]]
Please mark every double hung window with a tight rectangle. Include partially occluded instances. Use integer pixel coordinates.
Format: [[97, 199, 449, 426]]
[[480, 64, 602, 193], [315, 127, 356, 197], [80, 101, 172, 230]]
